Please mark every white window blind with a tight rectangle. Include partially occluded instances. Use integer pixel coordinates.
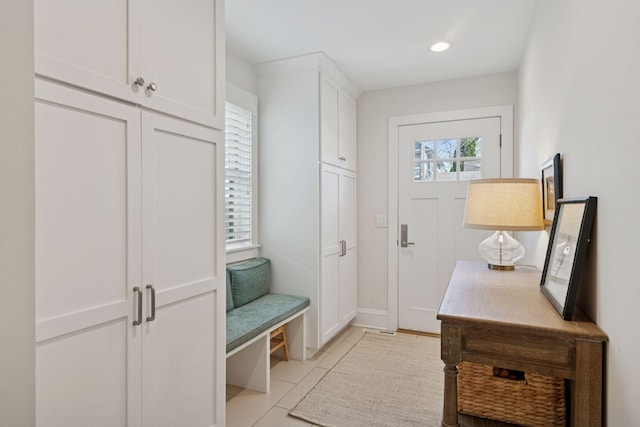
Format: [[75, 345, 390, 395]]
[[225, 101, 253, 244]]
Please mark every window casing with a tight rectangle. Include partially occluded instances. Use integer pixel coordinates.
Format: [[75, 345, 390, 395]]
[[225, 84, 259, 262]]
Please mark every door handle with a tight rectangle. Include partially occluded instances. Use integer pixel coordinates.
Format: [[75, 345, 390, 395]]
[[146, 284, 156, 322], [400, 224, 415, 248], [339, 240, 347, 257], [133, 287, 143, 326]]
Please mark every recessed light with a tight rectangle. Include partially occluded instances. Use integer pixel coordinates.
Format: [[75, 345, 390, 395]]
[[430, 41, 451, 52]]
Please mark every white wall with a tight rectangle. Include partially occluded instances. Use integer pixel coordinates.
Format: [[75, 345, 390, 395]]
[[356, 73, 518, 323], [226, 50, 259, 95], [0, 0, 35, 425], [518, 1, 640, 424]]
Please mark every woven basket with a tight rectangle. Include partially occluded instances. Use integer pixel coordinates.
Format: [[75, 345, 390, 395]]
[[457, 362, 566, 427]]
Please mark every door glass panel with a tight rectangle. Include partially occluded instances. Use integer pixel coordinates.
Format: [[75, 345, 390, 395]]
[[436, 139, 457, 160], [414, 141, 435, 160], [413, 137, 482, 182]]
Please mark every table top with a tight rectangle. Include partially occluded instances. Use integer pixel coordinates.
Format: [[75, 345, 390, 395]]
[[437, 260, 607, 342]]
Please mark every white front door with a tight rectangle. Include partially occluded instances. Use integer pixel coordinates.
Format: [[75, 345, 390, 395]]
[[397, 115, 506, 333]]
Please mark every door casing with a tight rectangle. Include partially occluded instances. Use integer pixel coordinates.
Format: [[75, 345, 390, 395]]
[[387, 105, 514, 332]]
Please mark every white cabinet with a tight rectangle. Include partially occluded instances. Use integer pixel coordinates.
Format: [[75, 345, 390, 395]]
[[320, 74, 357, 171], [35, 81, 225, 427], [34, 0, 224, 129], [320, 165, 357, 344], [35, 80, 143, 427], [140, 111, 224, 427], [257, 53, 360, 350]]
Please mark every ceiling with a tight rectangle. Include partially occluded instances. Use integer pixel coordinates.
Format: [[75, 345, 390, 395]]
[[226, 0, 537, 92]]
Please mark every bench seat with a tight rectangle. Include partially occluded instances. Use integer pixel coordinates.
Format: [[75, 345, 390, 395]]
[[225, 257, 309, 393], [226, 293, 310, 353]]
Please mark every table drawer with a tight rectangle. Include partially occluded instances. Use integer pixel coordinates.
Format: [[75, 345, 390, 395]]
[[461, 327, 575, 371]]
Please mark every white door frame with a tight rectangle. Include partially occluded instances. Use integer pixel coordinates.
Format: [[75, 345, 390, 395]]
[[387, 105, 514, 331]]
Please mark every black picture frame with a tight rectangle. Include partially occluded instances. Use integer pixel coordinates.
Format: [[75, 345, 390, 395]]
[[540, 197, 597, 320], [541, 153, 563, 226]]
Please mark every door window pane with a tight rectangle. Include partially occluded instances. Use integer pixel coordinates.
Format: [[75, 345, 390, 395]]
[[436, 139, 457, 160], [413, 137, 482, 182], [414, 141, 435, 160]]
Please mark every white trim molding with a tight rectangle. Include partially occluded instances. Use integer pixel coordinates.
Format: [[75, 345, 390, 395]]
[[353, 308, 388, 330], [386, 105, 514, 332]]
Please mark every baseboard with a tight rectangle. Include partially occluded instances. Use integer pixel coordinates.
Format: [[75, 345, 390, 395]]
[[352, 308, 388, 330]]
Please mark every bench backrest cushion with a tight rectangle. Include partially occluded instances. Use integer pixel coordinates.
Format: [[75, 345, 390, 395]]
[[228, 257, 271, 308], [226, 269, 234, 312]]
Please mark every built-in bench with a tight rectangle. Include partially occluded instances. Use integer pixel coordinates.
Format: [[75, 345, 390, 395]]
[[226, 257, 310, 393]]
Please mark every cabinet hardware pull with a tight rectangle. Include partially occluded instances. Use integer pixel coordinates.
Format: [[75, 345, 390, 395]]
[[147, 82, 158, 92], [146, 284, 156, 322], [340, 240, 347, 257], [338, 156, 346, 161], [134, 77, 145, 87], [133, 287, 143, 326]]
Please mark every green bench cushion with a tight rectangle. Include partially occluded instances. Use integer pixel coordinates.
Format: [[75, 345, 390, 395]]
[[226, 293, 310, 353], [228, 257, 271, 308], [226, 269, 234, 312]]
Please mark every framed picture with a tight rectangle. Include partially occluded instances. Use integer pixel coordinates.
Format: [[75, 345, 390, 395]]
[[541, 153, 562, 226], [540, 197, 597, 320]]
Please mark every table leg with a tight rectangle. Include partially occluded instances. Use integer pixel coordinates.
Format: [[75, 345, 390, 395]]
[[573, 339, 603, 427], [442, 363, 460, 427]]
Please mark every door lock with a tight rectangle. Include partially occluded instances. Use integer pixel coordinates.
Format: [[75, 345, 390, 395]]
[[400, 224, 415, 248]]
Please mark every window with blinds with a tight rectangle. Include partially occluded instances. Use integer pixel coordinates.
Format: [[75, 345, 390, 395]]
[[225, 101, 253, 245]]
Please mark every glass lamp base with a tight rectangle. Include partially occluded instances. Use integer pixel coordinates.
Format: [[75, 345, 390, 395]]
[[479, 230, 525, 270]]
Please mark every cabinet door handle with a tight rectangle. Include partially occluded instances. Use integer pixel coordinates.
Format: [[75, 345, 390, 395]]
[[338, 156, 346, 162], [147, 82, 158, 92], [133, 287, 143, 326], [146, 284, 156, 322], [134, 77, 145, 87], [339, 240, 346, 257]]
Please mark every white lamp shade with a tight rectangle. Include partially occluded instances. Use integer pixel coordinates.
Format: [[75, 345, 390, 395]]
[[463, 178, 544, 231]]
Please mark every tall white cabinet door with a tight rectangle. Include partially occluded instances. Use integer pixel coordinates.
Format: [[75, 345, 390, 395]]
[[338, 93, 357, 171], [34, 0, 142, 107], [320, 76, 340, 167], [320, 164, 341, 345], [339, 170, 357, 323], [320, 74, 357, 171], [34, 81, 143, 427], [139, 0, 224, 129], [141, 111, 224, 427]]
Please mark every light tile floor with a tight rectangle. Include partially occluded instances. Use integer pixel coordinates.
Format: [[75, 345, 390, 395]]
[[225, 325, 367, 427], [226, 327, 516, 427]]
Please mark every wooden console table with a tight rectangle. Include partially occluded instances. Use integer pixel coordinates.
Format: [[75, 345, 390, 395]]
[[437, 261, 608, 427]]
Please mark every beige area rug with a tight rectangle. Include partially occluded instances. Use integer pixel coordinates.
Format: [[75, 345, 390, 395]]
[[289, 332, 444, 426]]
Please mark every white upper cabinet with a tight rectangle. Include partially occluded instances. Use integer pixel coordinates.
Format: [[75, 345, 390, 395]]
[[320, 73, 357, 171], [34, 0, 224, 129], [338, 90, 357, 171]]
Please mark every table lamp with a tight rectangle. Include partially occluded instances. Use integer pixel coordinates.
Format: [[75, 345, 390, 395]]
[[463, 178, 544, 270]]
